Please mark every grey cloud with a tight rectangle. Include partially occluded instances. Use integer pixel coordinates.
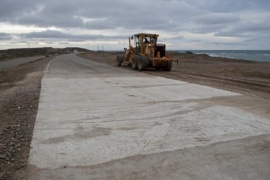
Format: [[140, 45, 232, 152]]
[[0, 0, 263, 34], [0, 0, 202, 30], [162, 36, 185, 41], [215, 19, 270, 37], [0, 33, 12, 40], [0, 0, 268, 31], [19, 30, 127, 41], [194, 13, 240, 25], [20, 30, 75, 39], [1, 0, 270, 49], [191, 0, 270, 12], [59, 42, 69, 45]]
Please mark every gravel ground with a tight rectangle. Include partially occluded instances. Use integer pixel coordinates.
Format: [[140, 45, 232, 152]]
[[0, 57, 51, 180]]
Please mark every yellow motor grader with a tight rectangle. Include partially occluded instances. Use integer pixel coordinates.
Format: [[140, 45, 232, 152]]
[[116, 33, 177, 71]]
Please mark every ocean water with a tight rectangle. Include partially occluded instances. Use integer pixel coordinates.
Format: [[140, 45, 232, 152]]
[[178, 50, 270, 62]]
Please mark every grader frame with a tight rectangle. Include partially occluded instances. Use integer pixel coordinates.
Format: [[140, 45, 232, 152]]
[[116, 33, 176, 71]]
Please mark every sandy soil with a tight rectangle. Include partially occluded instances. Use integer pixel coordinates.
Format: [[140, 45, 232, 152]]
[[79, 51, 270, 100], [0, 57, 51, 179]]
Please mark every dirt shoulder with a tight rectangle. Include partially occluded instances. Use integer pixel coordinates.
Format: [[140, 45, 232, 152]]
[[0, 57, 51, 180], [78, 51, 270, 100]]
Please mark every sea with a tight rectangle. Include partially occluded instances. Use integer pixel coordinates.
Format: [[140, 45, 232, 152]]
[[177, 50, 270, 62]]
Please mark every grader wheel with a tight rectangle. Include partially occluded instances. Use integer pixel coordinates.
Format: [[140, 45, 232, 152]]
[[137, 56, 148, 71], [116, 54, 124, 66], [162, 61, 172, 71], [132, 55, 139, 70]]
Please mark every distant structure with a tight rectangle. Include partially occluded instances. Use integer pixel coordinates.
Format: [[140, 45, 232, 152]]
[[97, 46, 104, 54]]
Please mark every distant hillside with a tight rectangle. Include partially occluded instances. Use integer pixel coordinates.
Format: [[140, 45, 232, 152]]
[[0, 47, 89, 61]]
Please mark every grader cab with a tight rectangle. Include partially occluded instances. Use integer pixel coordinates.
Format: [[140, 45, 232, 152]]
[[116, 33, 176, 71]]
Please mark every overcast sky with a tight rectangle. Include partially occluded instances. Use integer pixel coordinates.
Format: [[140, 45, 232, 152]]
[[0, 0, 269, 50]]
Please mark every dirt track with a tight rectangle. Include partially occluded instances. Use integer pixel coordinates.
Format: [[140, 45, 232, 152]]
[[79, 51, 270, 100]]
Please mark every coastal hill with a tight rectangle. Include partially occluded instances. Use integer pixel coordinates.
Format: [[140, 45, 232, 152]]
[[0, 47, 89, 60]]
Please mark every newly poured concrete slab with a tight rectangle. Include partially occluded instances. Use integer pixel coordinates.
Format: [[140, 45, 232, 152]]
[[27, 54, 270, 179]]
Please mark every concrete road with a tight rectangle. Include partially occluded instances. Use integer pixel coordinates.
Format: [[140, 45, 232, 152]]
[[27, 54, 270, 179], [0, 56, 45, 70]]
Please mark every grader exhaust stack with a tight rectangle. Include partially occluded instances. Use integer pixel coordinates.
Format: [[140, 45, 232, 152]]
[[116, 33, 178, 71]]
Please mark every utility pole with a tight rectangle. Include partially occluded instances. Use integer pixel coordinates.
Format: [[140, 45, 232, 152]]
[[27, 42, 30, 56]]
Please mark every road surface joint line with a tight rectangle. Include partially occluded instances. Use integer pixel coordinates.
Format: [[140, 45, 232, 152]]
[[45, 57, 56, 73]]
